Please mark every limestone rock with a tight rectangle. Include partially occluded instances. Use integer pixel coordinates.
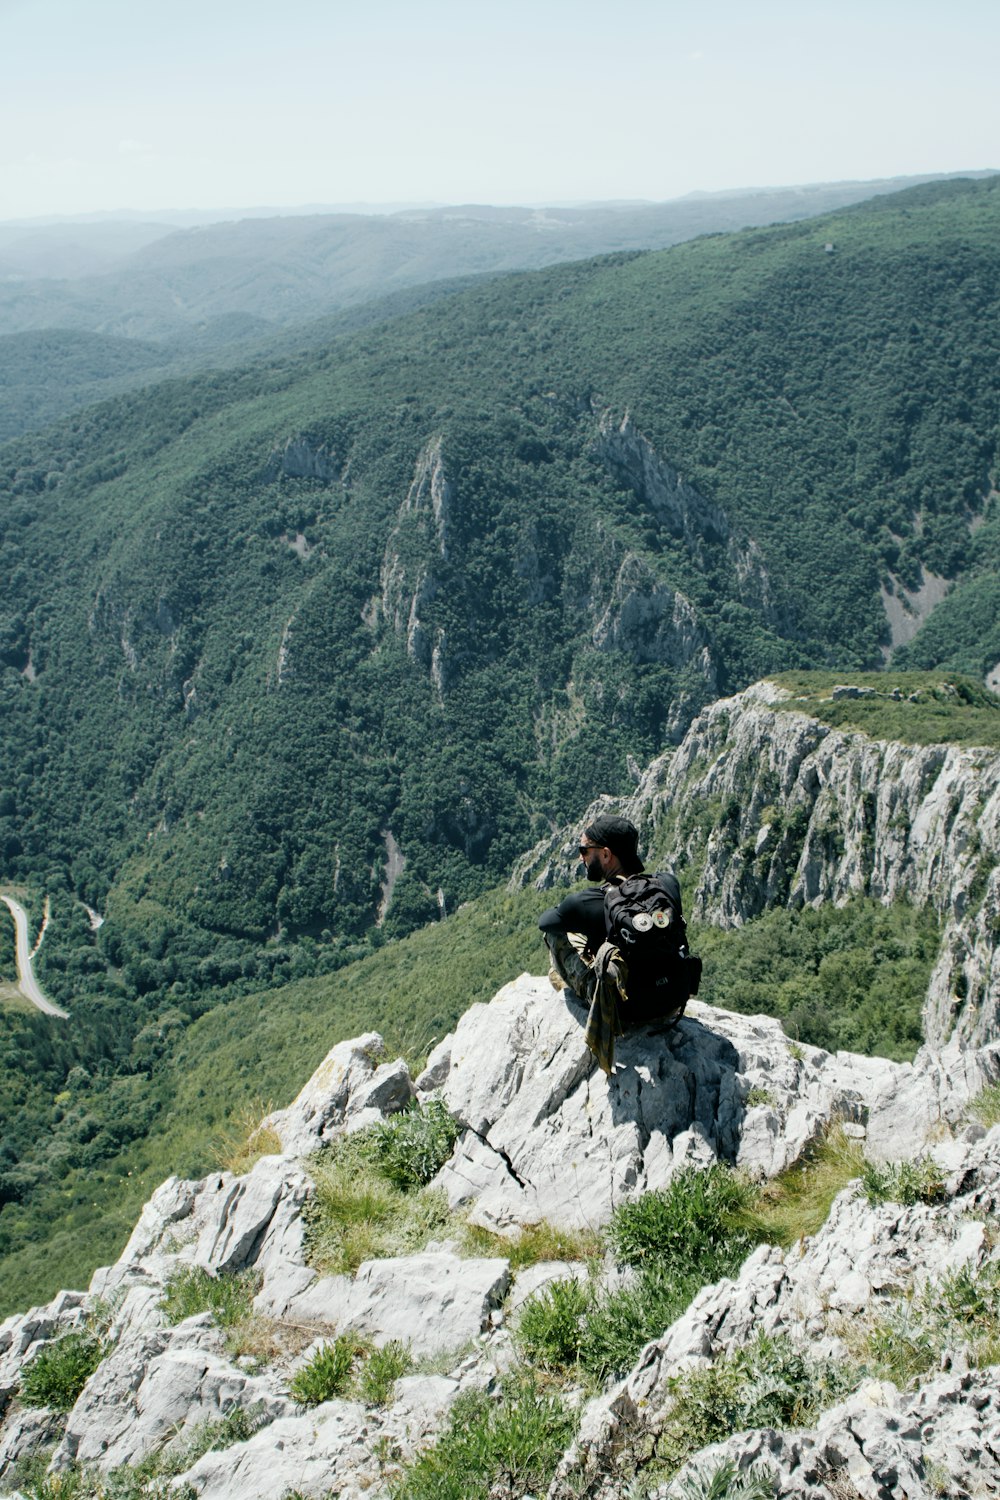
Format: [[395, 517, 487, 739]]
[[173, 1400, 372, 1500], [433, 973, 981, 1235], [0, 1405, 63, 1476], [173, 1374, 464, 1500], [414, 1034, 452, 1094], [52, 1316, 294, 1471], [272, 1250, 510, 1357], [263, 1034, 413, 1155], [663, 1368, 1000, 1500]]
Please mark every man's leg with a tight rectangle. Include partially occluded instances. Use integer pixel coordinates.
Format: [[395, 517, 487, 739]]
[[543, 930, 595, 1004]]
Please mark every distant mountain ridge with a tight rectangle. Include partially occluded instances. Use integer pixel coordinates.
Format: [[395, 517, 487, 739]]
[[1, 173, 993, 340], [2, 172, 995, 445]]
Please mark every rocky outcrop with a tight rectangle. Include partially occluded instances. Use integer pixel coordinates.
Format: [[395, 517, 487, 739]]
[[2, 972, 998, 1498], [591, 552, 718, 695], [676, 1369, 1000, 1500], [555, 1127, 1000, 1499], [594, 411, 786, 629], [5, 686, 1000, 1496], [269, 436, 345, 483], [595, 411, 729, 558], [371, 437, 452, 692]]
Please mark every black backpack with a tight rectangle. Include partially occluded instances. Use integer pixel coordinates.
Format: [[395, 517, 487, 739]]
[[603, 871, 702, 1022]]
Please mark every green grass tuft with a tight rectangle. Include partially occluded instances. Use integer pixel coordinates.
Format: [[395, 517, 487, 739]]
[[289, 1336, 367, 1406], [607, 1164, 760, 1272], [753, 1124, 867, 1246], [653, 1333, 856, 1480], [558, 1164, 770, 1384], [364, 1096, 461, 1190], [672, 1458, 778, 1500], [356, 1340, 414, 1406], [388, 1374, 576, 1500], [970, 1081, 1000, 1128], [580, 1266, 704, 1385], [158, 1266, 260, 1329], [861, 1155, 946, 1207], [515, 1276, 592, 1371], [301, 1097, 461, 1274], [458, 1218, 602, 1269], [303, 1149, 452, 1277], [856, 1260, 1000, 1386], [19, 1330, 105, 1411]]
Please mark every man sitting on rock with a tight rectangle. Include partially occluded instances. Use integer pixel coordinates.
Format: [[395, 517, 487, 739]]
[[538, 814, 688, 1071]]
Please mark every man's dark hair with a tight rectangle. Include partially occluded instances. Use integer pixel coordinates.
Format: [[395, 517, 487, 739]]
[[585, 814, 644, 874]]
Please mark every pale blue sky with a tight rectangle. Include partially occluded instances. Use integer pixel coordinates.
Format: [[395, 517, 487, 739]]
[[2, 0, 997, 220]]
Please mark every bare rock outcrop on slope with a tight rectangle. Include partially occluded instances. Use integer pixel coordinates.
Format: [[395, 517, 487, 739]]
[[2, 971, 999, 1498]]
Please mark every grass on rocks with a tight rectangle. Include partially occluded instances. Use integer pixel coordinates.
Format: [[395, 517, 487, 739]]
[[668, 1457, 777, 1500], [768, 670, 1000, 748], [387, 1374, 577, 1500], [17, 1296, 120, 1413], [970, 1081, 1000, 1128], [649, 1334, 856, 1486], [860, 1154, 946, 1207], [512, 1163, 766, 1386], [289, 1335, 414, 1408], [211, 1099, 282, 1174], [159, 1266, 260, 1329], [302, 1095, 600, 1278], [750, 1125, 868, 1246], [303, 1097, 460, 1275], [459, 1218, 603, 1269], [157, 1264, 319, 1368], [18, 1125, 970, 1500], [846, 1260, 1000, 1387], [19, 1329, 106, 1413], [8, 1401, 269, 1499], [511, 1127, 935, 1393]]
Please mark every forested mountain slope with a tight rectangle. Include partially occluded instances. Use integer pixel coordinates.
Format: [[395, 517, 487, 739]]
[[2, 175, 1000, 1018]]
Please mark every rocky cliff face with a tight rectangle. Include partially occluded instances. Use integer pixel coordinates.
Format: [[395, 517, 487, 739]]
[[594, 410, 787, 632], [2, 972, 999, 1498], [371, 436, 452, 694]]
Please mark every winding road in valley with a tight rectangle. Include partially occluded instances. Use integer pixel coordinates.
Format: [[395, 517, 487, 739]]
[[1, 894, 68, 1018]]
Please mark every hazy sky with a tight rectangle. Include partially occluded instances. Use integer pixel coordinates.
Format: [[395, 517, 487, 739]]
[[3, 0, 997, 221]]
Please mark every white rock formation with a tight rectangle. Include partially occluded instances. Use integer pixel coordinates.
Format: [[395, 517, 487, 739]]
[[2, 965, 999, 1499]]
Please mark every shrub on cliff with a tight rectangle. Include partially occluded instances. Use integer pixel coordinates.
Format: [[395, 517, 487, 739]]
[[19, 1329, 105, 1411]]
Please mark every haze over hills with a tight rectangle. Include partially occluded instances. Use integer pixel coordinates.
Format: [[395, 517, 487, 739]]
[[0, 174, 974, 281], [2, 171, 1000, 1312], [1, 172, 996, 442]]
